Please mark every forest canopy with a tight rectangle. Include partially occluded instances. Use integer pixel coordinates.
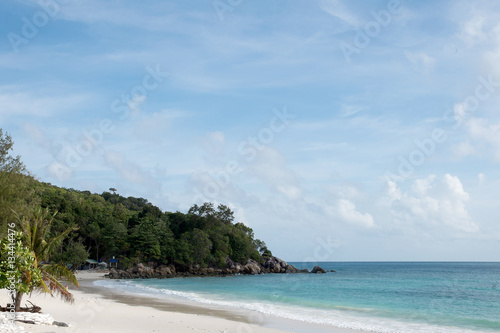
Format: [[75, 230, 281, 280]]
[[40, 186, 269, 268], [0, 129, 271, 270], [0, 129, 271, 269]]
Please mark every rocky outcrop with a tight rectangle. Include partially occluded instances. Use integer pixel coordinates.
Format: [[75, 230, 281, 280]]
[[262, 256, 291, 273], [107, 263, 177, 279], [243, 259, 262, 275], [106, 256, 316, 279], [311, 265, 326, 274]]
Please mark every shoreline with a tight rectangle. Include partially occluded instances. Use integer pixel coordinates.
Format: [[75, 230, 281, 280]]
[[1, 271, 358, 333]]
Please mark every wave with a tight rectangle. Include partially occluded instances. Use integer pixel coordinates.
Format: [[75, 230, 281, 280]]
[[93, 279, 488, 333]]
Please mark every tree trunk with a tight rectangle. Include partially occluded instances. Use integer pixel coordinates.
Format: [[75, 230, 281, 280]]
[[14, 291, 23, 311]]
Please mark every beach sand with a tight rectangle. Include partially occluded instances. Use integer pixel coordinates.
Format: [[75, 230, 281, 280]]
[[1, 271, 356, 333]]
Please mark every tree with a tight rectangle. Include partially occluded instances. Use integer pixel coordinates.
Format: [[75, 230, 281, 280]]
[[52, 238, 89, 271], [185, 228, 212, 266], [0, 129, 38, 237], [16, 207, 79, 311], [0, 129, 25, 174], [215, 204, 234, 224], [254, 239, 272, 258], [0, 232, 44, 310], [229, 223, 260, 263], [129, 218, 161, 262], [109, 188, 117, 204]]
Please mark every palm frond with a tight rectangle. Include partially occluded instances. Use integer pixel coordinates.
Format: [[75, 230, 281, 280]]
[[42, 226, 79, 259], [14, 206, 80, 305], [41, 270, 74, 303], [42, 263, 80, 288]]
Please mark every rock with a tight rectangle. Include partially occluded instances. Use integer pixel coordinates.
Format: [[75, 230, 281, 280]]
[[53, 321, 69, 327], [106, 256, 303, 280], [311, 265, 326, 274], [243, 259, 261, 275], [298, 268, 309, 273], [263, 257, 288, 272], [329, 270, 336, 272], [155, 265, 172, 276]]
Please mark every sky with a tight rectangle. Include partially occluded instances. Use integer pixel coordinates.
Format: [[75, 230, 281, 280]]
[[1, 0, 499, 261]]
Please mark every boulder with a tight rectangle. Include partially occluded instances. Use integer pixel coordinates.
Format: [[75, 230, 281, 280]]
[[243, 259, 262, 275], [53, 321, 70, 327], [155, 265, 172, 276], [263, 257, 288, 272], [311, 265, 326, 274]]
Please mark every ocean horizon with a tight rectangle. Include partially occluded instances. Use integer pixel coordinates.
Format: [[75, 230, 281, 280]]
[[94, 261, 500, 333]]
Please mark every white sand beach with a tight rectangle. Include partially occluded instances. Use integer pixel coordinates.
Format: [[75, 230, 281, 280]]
[[0, 271, 355, 333]]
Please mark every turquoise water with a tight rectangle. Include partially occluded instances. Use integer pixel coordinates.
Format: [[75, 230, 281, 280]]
[[95, 262, 500, 332]]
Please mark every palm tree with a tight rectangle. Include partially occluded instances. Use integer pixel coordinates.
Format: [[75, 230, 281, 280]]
[[15, 207, 79, 311]]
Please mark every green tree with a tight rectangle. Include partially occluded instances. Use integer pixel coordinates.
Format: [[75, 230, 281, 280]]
[[174, 238, 194, 266], [17, 207, 79, 311], [0, 129, 38, 236], [0, 232, 44, 310], [184, 228, 212, 266], [52, 238, 89, 271], [129, 218, 161, 262], [254, 239, 272, 258], [229, 223, 260, 263]]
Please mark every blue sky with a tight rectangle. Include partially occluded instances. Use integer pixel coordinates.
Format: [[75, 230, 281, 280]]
[[1, 0, 500, 261]]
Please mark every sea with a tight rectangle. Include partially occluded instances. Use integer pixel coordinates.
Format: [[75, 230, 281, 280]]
[[94, 262, 500, 333]]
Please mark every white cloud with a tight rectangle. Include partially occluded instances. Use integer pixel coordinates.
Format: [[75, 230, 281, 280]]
[[465, 117, 500, 161], [459, 15, 486, 46], [247, 147, 303, 201], [132, 108, 191, 142], [204, 131, 226, 157], [337, 198, 375, 228], [384, 175, 478, 233], [484, 23, 500, 77], [298, 142, 348, 152], [0, 89, 90, 122], [127, 94, 146, 116], [452, 141, 476, 159], [319, 0, 361, 27], [478, 173, 486, 185], [322, 183, 374, 228], [404, 50, 435, 72], [341, 103, 363, 117], [104, 150, 161, 191], [453, 102, 468, 123], [23, 123, 53, 152]]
